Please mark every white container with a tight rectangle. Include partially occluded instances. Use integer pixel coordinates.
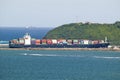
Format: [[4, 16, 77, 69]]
[[99, 40, 104, 43], [52, 39, 57, 44], [73, 40, 79, 43], [83, 40, 89, 44]]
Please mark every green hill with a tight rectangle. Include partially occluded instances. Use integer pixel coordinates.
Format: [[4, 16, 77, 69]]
[[44, 21, 120, 45]]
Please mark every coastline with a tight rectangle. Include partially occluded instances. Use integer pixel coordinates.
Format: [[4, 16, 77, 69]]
[[0, 47, 120, 51]]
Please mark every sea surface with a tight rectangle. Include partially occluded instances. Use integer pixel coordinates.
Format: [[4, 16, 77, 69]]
[[0, 50, 120, 80], [0, 27, 52, 41]]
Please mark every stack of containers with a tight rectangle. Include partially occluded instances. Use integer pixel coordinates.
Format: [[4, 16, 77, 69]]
[[67, 39, 73, 45], [35, 39, 41, 45], [57, 39, 63, 44], [47, 39, 52, 44], [31, 38, 36, 45], [92, 40, 99, 44], [18, 38, 24, 44], [99, 40, 104, 43], [88, 40, 92, 44], [41, 39, 47, 44], [79, 40, 84, 44], [83, 40, 89, 44], [12, 39, 18, 44], [57, 39, 67, 44], [52, 39, 57, 44], [62, 39, 67, 44], [73, 39, 79, 44]]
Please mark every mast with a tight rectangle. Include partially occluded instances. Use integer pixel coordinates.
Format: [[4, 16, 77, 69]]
[[105, 37, 108, 43]]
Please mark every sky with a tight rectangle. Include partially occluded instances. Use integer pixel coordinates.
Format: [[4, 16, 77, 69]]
[[0, 0, 120, 28]]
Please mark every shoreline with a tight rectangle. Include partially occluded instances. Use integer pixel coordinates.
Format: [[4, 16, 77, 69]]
[[0, 48, 120, 51]]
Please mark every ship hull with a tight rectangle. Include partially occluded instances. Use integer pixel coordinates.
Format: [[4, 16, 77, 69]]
[[9, 43, 109, 48]]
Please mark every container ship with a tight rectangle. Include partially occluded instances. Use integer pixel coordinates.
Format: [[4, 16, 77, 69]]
[[9, 33, 110, 48]]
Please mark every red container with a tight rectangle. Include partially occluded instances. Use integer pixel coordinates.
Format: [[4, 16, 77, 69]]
[[67, 40, 73, 44], [41, 39, 47, 44], [35, 39, 41, 43], [92, 40, 99, 44], [12, 40, 18, 44], [99, 40, 104, 43], [57, 39, 66, 44], [67, 40, 72, 42], [57, 39, 62, 42], [47, 39, 52, 44], [42, 39, 46, 42], [36, 43, 40, 45]]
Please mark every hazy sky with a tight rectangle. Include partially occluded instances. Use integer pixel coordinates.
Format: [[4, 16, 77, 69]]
[[0, 0, 120, 27]]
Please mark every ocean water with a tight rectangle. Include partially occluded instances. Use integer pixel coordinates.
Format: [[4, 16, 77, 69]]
[[0, 50, 120, 80], [0, 27, 52, 41]]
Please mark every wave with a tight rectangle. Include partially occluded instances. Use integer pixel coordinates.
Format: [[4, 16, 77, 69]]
[[21, 53, 84, 57], [93, 56, 120, 59], [22, 53, 65, 57], [23, 53, 28, 55], [21, 53, 120, 59]]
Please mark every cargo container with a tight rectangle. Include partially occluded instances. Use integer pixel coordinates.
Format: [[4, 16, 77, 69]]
[[31, 40, 36, 45], [52, 39, 57, 44], [88, 40, 92, 44], [35, 39, 41, 43], [18, 38, 24, 44], [36, 43, 40, 45], [57, 39, 63, 44], [46, 39, 52, 44], [41, 39, 47, 44], [12, 39, 18, 44], [79, 40, 84, 44], [92, 40, 99, 44], [62, 39, 67, 44], [62, 41, 67, 44], [73, 39, 79, 44], [57, 39, 67, 44], [83, 40, 89, 44], [99, 40, 104, 43], [19, 39, 24, 41], [67, 39, 73, 42], [67, 40, 73, 45]]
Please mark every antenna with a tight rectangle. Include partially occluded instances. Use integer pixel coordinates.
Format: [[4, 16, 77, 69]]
[[105, 37, 107, 43]]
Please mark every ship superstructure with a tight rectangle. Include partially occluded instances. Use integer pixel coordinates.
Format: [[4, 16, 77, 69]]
[[23, 33, 31, 45]]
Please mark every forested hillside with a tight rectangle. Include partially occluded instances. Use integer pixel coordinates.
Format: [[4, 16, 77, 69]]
[[44, 21, 120, 45]]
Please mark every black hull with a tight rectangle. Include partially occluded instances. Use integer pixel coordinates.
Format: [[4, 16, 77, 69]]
[[9, 43, 110, 48]]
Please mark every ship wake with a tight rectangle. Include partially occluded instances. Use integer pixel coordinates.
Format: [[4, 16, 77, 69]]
[[93, 56, 120, 59], [21, 53, 120, 59]]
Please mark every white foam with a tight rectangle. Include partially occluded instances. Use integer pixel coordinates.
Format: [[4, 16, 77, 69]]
[[29, 54, 61, 57], [94, 56, 120, 59], [20, 53, 28, 55], [21, 53, 120, 59], [22, 53, 84, 57]]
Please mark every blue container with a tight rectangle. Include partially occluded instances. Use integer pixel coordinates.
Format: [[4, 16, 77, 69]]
[[31, 40, 36, 45], [80, 40, 84, 44]]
